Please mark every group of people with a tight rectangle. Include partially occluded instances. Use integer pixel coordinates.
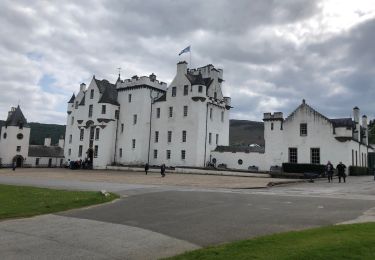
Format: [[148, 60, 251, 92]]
[[144, 163, 166, 177], [326, 161, 347, 183], [67, 159, 92, 170]]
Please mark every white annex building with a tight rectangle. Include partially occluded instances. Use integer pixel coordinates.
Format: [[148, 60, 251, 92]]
[[212, 100, 373, 171], [0, 106, 64, 168], [64, 61, 231, 169]]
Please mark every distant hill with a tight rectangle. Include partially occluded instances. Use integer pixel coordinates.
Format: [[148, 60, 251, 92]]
[[0, 120, 65, 145], [229, 119, 264, 146]]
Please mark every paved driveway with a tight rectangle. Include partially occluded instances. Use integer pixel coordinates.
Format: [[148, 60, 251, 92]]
[[1, 168, 375, 259]]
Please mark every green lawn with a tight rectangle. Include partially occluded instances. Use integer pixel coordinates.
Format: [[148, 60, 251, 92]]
[[168, 223, 375, 260], [0, 184, 119, 220]]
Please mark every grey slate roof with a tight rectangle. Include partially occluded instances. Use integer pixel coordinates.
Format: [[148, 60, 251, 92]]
[[154, 93, 166, 103], [68, 94, 75, 103], [95, 79, 120, 106], [79, 92, 86, 106], [28, 145, 64, 158], [186, 72, 206, 85], [5, 106, 28, 127], [330, 118, 354, 128]]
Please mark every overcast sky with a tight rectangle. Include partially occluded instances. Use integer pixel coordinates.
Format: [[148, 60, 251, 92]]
[[0, 0, 374, 124]]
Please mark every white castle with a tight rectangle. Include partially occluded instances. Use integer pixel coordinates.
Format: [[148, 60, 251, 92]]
[[64, 61, 231, 169]]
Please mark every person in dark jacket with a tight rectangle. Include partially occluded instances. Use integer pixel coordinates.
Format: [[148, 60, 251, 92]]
[[160, 164, 166, 177], [336, 162, 346, 183], [145, 163, 149, 175], [326, 161, 334, 183]]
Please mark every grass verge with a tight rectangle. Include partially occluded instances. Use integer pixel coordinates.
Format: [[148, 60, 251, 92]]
[[0, 184, 119, 220], [167, 223, 375, 260]]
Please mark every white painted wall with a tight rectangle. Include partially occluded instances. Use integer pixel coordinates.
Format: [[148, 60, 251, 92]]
[[0, 125, 30, 166]]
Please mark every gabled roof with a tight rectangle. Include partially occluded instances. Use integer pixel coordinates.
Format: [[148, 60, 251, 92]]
[[5, 106, 28, 127], [28, 145, 64, 158], [186, 72, 205, 85], [94, 78, 119, 106], [68, 93, 75, 103], [285, 101, 331, 124], [79, 92, 86, 106], [215, 145, 265, 153]]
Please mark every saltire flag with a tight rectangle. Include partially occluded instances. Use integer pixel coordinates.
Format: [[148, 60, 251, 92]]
[[179, 46, 191, 56]]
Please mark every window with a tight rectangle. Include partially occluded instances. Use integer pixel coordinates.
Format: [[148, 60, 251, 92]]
[[19, 123, 23, 129], [80, 129, 84, 141], [133, 114, 137, 125], [182, 130, 187, 142], [166, 150, 171, 159], [60, 159, 63, 166], [17, 133, 23, 140], [95, 128, 100, 140], [121, 123, 124, 133], [16, 146, 21, 152], [198, 85, 203, 93], [216, 134, 219, 145], [68, 148, 71, 156], [311, 148, 320, 164], [71, 116, 74, 125], [209, 133, 212, 144], [210, 108, 213, 119], [156, 107, 160, 118], [128, 94, 132, 103], [214, 92, 217, 99], [75, 101, 79, 109], [78, 145, 83, 157], [172, 86, 177, 97], [183, 106, 188, 117], [169, 107, 173, 117], [119, 148, 122, 158], [90, 127, 95, 140], [238, 159, 243, 165], [181, 150, 186, 160], [94, 145, 98, 158], [132, 139, 136, 149], [115, 110, 119, 119], [88, 105, 93, 118], [300, 123, 307, 136], [90, 89, 94, 99], [101, 105, 106, 114], [271, 123, 274, 130], [155, 131, 159, 143], [221, 111, 224, 122], [289, 148, 298, 163], [69, 135, 72, 144], [154, 149, 158, 159], [168, 131, 172, 143], [35, 158, 40, 166], [184, 85, 188, 95]]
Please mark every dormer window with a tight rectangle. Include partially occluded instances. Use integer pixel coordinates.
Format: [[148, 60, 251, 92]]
[[90, 89, 94, 99], [198, 85, 203, 93]]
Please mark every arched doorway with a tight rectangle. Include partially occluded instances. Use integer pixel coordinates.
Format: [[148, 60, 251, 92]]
[[13, 155, 24, 167]]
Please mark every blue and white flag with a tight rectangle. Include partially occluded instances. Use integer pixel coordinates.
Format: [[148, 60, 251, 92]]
[[179, 46, 191, 56]]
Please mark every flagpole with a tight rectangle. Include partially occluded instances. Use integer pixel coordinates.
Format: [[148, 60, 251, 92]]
[[189, 50, 191, 68]]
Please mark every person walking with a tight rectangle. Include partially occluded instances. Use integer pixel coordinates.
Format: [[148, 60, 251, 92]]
[[336, 162, 347, 183], [12, 161, 16, 171], [160, 164, 166, 177], [326, 161, 334, 183], [145, 163, 149, 175]]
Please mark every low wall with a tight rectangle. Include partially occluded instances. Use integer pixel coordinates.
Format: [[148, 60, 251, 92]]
[[106, 165, 270, 178], [211, 151, 268, 171]]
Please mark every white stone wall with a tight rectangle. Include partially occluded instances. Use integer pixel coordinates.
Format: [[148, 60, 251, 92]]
[[211, 151, 267, 170], [0, 125, 30, 166], [28, 156, 64, 167]]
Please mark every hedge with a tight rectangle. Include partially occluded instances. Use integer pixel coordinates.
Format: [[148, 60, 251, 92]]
[[282, 163, 326, 174], [349, 166, 372, 176]]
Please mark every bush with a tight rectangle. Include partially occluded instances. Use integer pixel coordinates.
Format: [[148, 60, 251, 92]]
[[282, 163, 326, 174], [348, 166, 371, 176]]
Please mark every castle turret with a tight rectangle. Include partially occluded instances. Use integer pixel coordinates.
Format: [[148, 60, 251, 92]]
[[353, 107, 360, 141], [362, 115, 368, 145]]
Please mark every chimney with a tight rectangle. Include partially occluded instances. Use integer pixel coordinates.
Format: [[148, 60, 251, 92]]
[[362, 115, 368, 145], [149, 73, 156, 82], [44, 137, 51, 147], [80, 83, 86, 92], [177, 61, 188, 75], [58, 136, 64, 148], [353, 107, 360, 141]]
